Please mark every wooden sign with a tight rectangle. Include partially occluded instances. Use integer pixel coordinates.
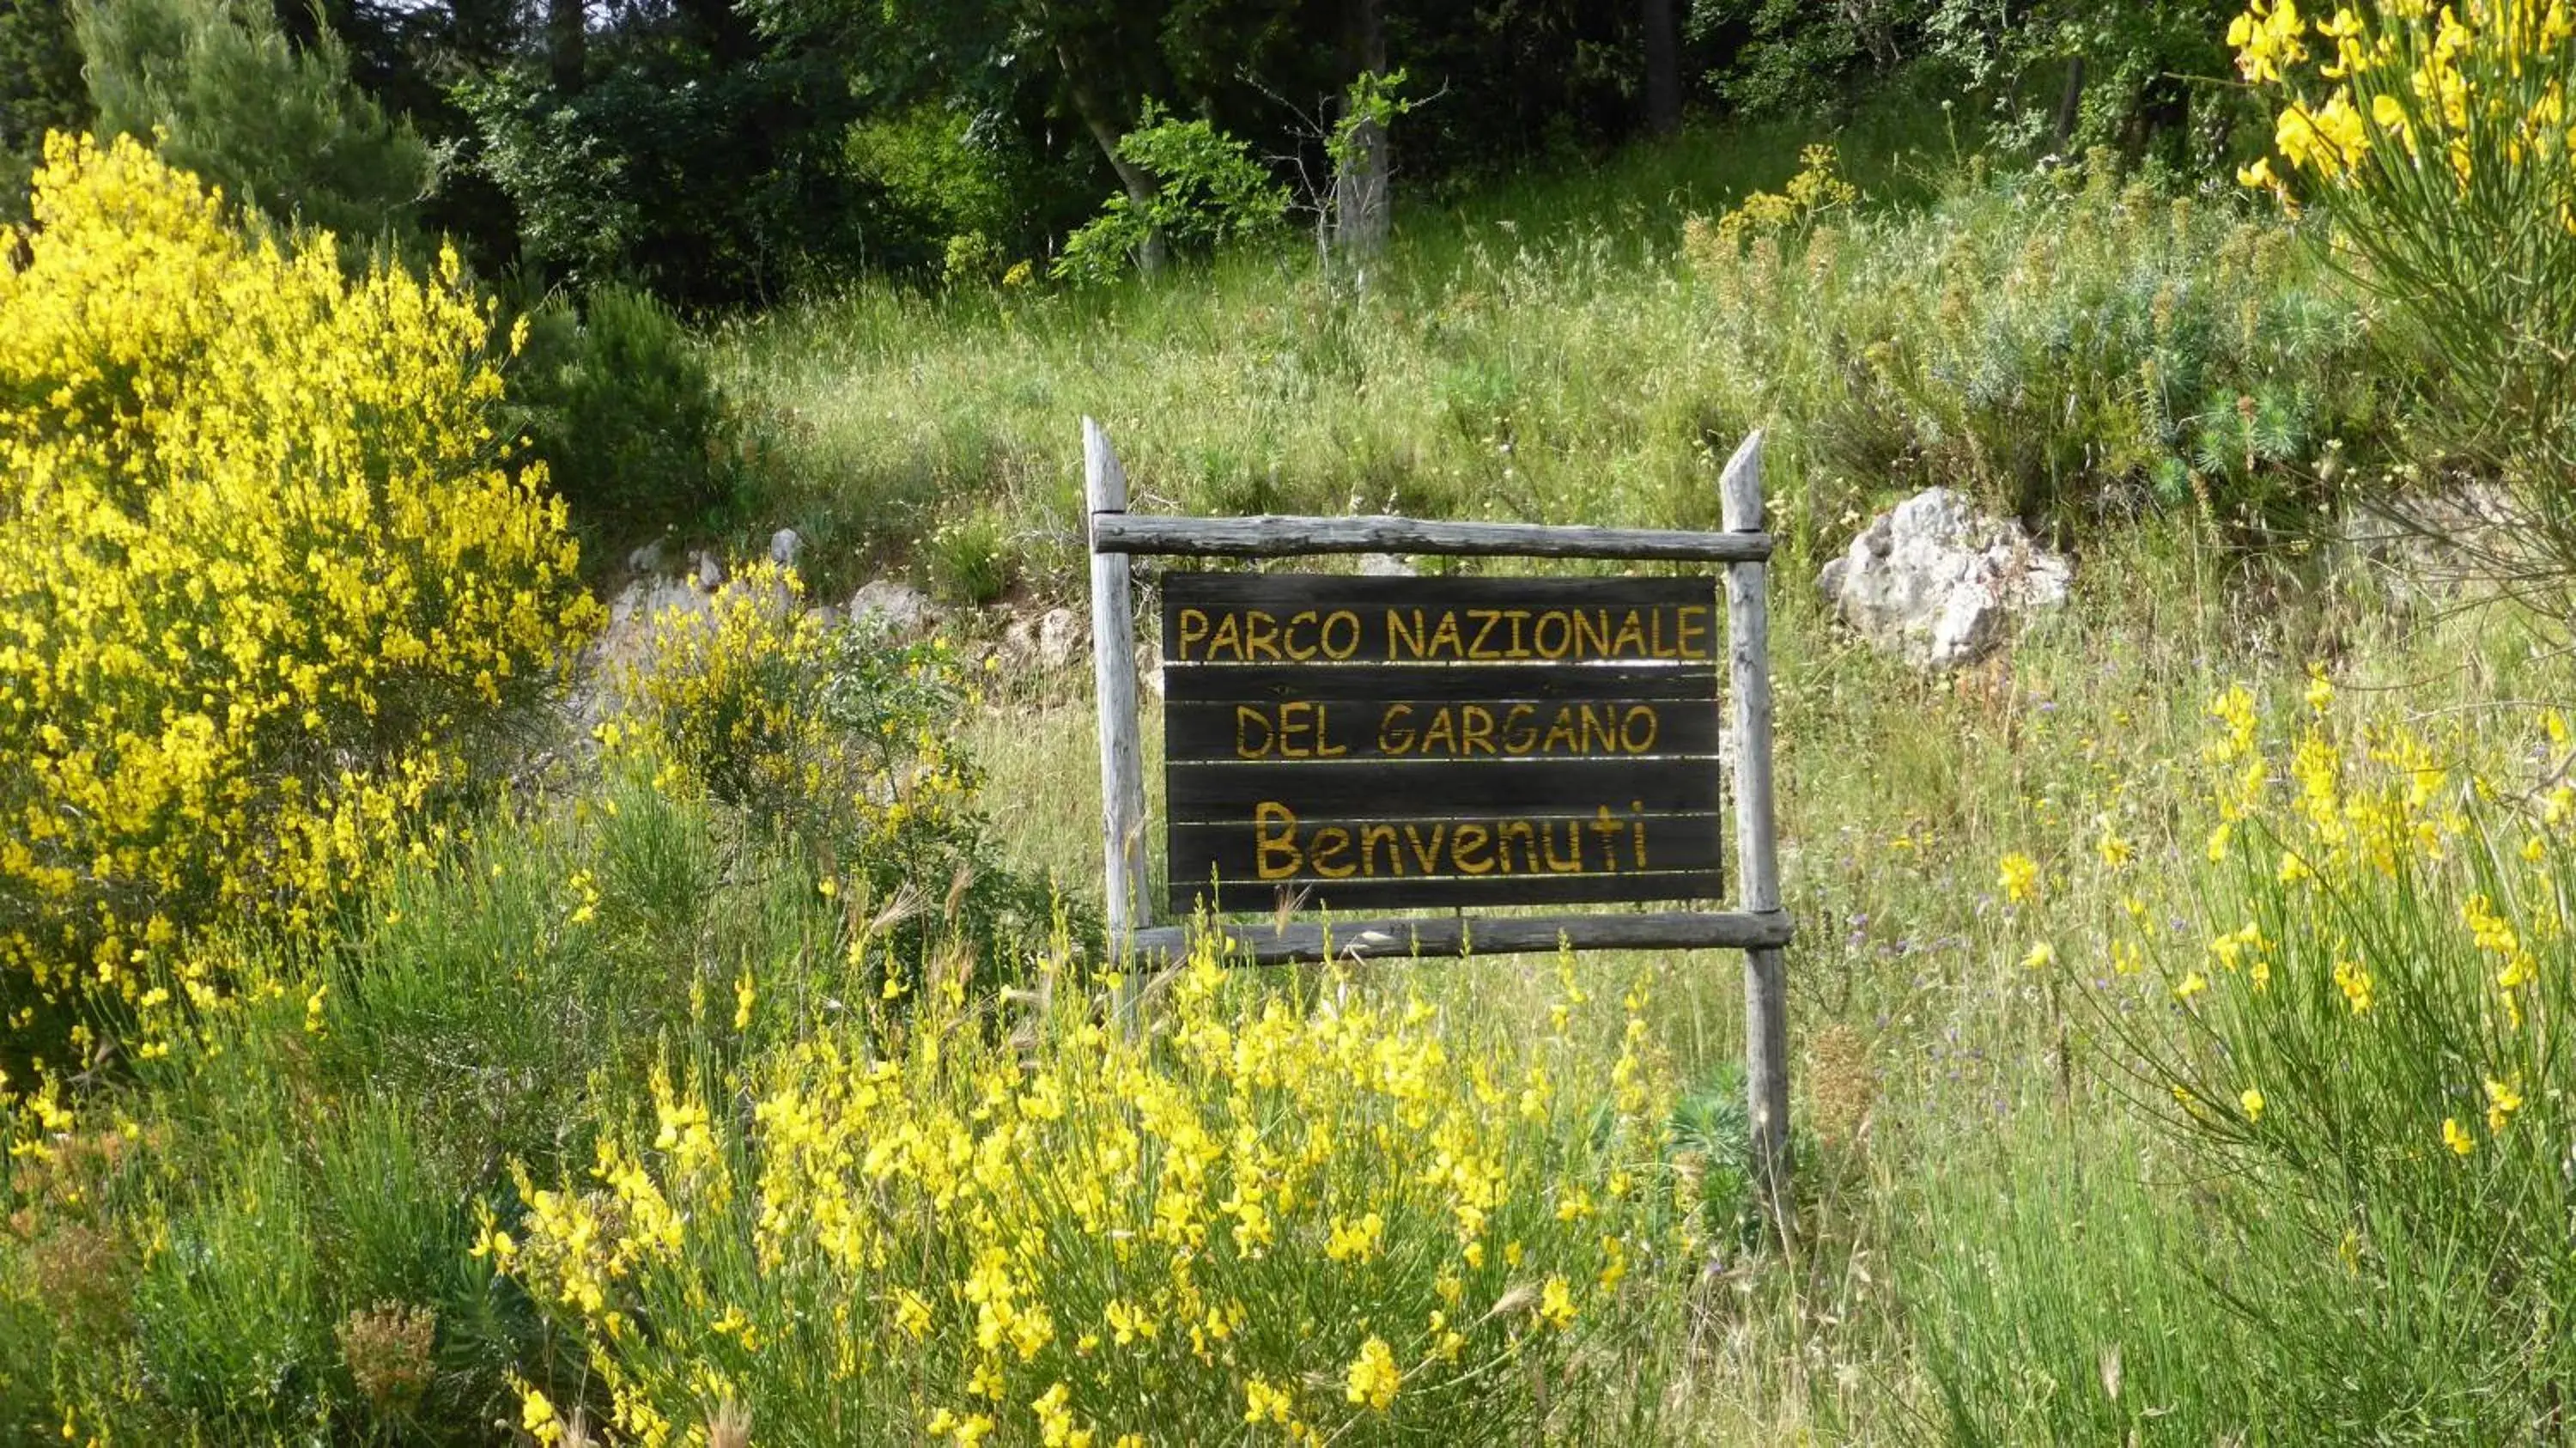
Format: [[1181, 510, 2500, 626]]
[[1161, 573, 1725, 914], [1085, 418, 1792, 1232]]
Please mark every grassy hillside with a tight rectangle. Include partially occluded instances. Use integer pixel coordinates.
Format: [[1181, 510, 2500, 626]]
[[714, 100, 2576, 1440], [716, 96, 2387, 613]]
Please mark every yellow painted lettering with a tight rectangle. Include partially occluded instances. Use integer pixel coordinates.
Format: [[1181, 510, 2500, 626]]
[[1677, 605, 1711, 661], [1377, 703, 1416, 756], [1321, 610, 1362, 659], [1388, 608, 1425, 660], [1620, 704, 1657, 753], [1591, 806, 1625, 870], [1461, 705, 1496, 757], [1532, 610, 1571, 660], [1359, 823, 1400, 877], [1276, 700, 1313, 757], [1428, 611, 1465, 658], [1611, 611, 1646, 658], [1422, 707, 1458, 756], [1541, 818, 1584, 873], [1244, 611, 1282, 661], [1283, 610, 1320, 660], [1309, 826, 1355, 878], [1255, 802, 1301, 879], [1571, 608, 1611, 659], [1235, 704, 1273, 759]]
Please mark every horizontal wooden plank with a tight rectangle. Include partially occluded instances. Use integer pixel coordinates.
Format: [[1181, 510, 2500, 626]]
[[1165, 661, 1715, 705], [1168, 810, 1722, 916], [1166, 573, 1717, 608], [1162, 574, 1719, 666], [1127, 910, 1794, 964], [1167, 696, 1723, 764], [1166, 756, 1723, 818], [1097, 513, 1774, 562], [1165, 867, 1728, 915]]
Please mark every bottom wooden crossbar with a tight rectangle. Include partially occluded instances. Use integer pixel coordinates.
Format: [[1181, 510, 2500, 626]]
[[1125, 910, 1793, 966]]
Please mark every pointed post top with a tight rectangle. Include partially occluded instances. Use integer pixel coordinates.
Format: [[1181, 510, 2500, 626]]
[[1084, 417, 1128, 520], [1718, 429, 1765, 533]]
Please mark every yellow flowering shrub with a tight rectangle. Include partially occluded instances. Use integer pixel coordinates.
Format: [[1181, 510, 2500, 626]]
[[487, 945, 1686, 1443], [2229, 0, 2576, 525], [0, 133, 598, 1023], [605, 572, 1063, 977], [2023, 676, 2576, 1423]]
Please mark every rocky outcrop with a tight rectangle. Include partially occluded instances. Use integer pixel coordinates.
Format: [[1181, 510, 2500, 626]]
[[1818, 488, 2071, 669], [847, 579, 940, 636]]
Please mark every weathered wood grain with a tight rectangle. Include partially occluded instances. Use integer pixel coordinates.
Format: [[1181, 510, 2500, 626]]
[[1129, 909, 1793, 964], [1165, 756, 1722, 818], [1097, 512, 1775, 562], [1085, 418, 1151, 967], [1721, 429, 1795, 1238]]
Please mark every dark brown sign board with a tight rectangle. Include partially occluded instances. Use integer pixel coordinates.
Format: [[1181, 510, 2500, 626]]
[[1161, 573, 1725, 914]]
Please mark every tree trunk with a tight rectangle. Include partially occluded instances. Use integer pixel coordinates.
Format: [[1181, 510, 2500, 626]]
[[547, 0, 585, 93], [2051, 55, 2086, 155], [1060, 46, 1163, 273], [1643, 0, 1681, 137], [1331, 0, 1389, 259]]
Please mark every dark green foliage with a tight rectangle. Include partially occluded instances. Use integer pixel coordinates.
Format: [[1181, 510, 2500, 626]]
[[0, 0, 88, 216], [75, 0, 433, 241], [453, 8, 879, 305], [507, 283, 739, 535]]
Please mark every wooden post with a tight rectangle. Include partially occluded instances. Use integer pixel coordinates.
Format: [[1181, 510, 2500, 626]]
[[1085, 418, 1151, 1007], [1720, 429, 1794, 1240]]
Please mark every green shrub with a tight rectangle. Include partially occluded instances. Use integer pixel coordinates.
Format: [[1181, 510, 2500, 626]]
[[1684, 146, 2383, 536], [1054, 105, 1289, 285], [1913, 1111, 2264, 1445], [0, 0, 87, 220], [2093, 687, 2576, 1434], [508, 283, 740, 536], [926, 505, 1013, 605], [605, 569, 1067, 983], [74, 0, 430, 242]]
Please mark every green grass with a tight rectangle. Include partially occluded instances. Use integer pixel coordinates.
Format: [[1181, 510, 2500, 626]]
[[713, 90, 2386, 612]]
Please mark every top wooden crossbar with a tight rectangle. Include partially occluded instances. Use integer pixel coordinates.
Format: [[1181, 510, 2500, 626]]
[[1090, 512, 1774, 563]]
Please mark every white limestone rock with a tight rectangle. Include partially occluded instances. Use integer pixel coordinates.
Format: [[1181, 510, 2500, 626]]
[[1818, 488, 2071, 670]]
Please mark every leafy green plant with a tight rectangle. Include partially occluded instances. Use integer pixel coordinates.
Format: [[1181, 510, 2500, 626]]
[[926, 506, 1013, 605], [507, 283, 740, 537], [606, 570, 1066, 981], [2094, 685, 2576, 1434], [1054, 105, 1288, 285]]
